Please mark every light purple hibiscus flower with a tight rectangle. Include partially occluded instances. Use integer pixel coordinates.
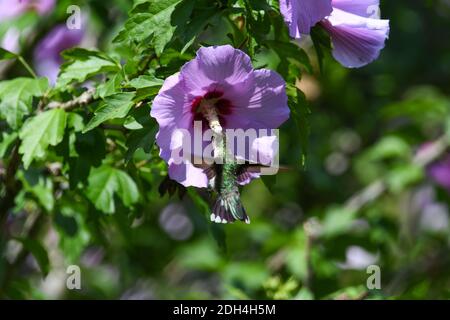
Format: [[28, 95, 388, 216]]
[[33, 24, 84, 84], [150, 45, 290, 188], [0, 0, 55, 20], [280, 0, 390, 68]]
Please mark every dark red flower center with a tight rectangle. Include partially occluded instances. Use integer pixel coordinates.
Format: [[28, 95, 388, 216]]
[[191, 90, 233, 128]]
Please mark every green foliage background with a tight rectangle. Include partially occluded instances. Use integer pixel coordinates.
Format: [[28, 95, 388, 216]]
[[0, 0, 450, 299]]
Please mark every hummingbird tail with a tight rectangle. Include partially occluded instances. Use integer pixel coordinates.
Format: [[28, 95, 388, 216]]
[[210, 194, 250, 224]]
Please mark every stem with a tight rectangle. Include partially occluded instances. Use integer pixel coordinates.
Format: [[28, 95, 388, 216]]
[[46, 88, 95, 111], [17, 56, 37, 79]]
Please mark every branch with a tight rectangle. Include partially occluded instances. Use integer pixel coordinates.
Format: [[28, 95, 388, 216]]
[[345, 135, 449, 212], [46, 88, 96, 111], [0, 142, 21, 226]]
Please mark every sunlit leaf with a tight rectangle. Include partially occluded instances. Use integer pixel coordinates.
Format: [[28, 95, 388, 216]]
[[86, 165, 139, 214], [0, 77, 48, 129], [18, 108, 67, 168], [56, 49, 119, 89], [83, 92, 135, 133]]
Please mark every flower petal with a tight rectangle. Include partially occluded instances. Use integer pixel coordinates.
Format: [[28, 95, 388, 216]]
[[322, 8, 389, 68], [280, 0, 332, 38], [151, 73, 193, 161], [331, 0, 380, 18], [180, 45, 253, 95], [428, 156, 450, 192], [34, 24, 84, 84], [226, 69, 289, 129], [168, 160, 209, 188]]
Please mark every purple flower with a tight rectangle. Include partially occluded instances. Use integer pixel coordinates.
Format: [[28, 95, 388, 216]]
[[0, 0, 55, 20], [33, 24, 84, 84], [427, 154, 450, 192], [337, 246, 378, 270], [418, 143, 450, 193], [280, 0, 390, 68], [150, 45, 290, 188]]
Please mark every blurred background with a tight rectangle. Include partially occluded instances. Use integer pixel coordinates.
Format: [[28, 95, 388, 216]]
[[1, 0, 450, 299]]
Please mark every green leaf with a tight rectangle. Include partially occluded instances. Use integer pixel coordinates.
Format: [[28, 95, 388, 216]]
[[0, 132, 18, 157], [0, 48, 17, 60], [0, 77, 48, 128], [83, 92, 135, 133], [67, 112, 84, 132], [125, 126, 156, 161], [387, 164, 424, 193], [114, 0, 194, 54], [178, 3, 219, 53], [368, 136, 411, 161], [29, 181, 54, 212], [310, 25, 331, 73], [56, 49, 120, 89], [128, 75, 164, 102], [287, 85, 310, 167], [18, 108, 67, 169], [18, 169, 55, 212], [15, 237, 50, 277], [258, 40, 312, 80], [68, 129, 106, 188], [96, 73, 124, 99], [86, 165, 139, 214], [55, 201, 91, 263], [129, 75, 164, 89], [124, 103, 154, 130], [321, 207, 357, 238]]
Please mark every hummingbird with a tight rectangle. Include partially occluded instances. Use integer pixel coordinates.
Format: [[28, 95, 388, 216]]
[[201, 160, 253, 224], [194, 151, 283, 224], [191, 94, 284, 224]]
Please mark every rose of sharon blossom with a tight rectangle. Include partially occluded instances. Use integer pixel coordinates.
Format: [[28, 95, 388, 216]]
[[280, 0, 390, 68], [33, 24, 84, 84], [151, 45, 290, 188], [0, 0, 55, 20]]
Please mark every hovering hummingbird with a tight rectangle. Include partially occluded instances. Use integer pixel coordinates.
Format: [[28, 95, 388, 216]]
[[201, 161, 252, 224], [191, 97, 284, 224], [193, 154, 285, 225]]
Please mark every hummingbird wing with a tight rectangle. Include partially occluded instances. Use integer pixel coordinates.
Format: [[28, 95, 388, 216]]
[[236, 163, 290, 184]]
